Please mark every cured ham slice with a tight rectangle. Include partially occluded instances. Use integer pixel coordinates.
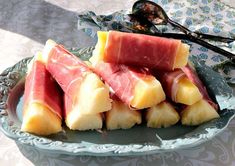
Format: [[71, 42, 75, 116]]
[[155, 69, 202, 105], [21, 52, 63, 135], [180, 64, 219, 126], [91, 31, 189, 71], [42, 40, 112, 130], [182, 64, 218, 109], [93, 61, 165, 109], [146, 101, 180, 128], [105, 99, 141, 130]]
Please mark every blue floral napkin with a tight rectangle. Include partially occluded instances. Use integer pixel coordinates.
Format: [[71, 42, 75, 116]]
[[77, 0, 235, 84]]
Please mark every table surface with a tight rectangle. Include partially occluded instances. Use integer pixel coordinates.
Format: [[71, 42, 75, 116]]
[[0, 0, 235, 166]]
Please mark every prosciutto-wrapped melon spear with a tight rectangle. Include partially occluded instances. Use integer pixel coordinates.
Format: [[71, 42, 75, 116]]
[[155, 69, 203, 105], [21, 52, 63, 135], [42, 40, 112, 130], [90, 31, 190, 71], [92, 61, 166, 109], [180, 64, 219, 126], [90, 32, 165, 109]]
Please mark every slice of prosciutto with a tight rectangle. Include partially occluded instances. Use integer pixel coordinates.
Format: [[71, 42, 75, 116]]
[[93, 61, 165, 109], [154, 69, 202, 105], [45, 44, 89, 103], [182, 64, 218, 110], [91, 31, 189, 71], [42, 40, 111, 130], [156, 69, 185, 102], [22, 53, 63, 135]]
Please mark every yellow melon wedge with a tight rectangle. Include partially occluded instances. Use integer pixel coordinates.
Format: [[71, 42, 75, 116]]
[[27, 52, 44, 73], [106, 100, 141, 130], [21, 103, 62, 135], [64, 74, 106, 130], [66, 110, 103, 130], [42, 39, 56, 63], [146, 102, 180, 128], [90, 31, 108, 65], [78, 72, 112, 115], [131, 78, 166, 109], [64, 72, 110, 130], [174, 43, 190, 69], [181, 99, 220, 126], [176, 77, 203, 105]]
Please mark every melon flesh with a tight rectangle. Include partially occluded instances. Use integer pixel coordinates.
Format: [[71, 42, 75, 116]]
[[66, 110, 103, 130], [21, 103, 62, 135], [64, 72, 111, 130], [105, 100, 141, 130], [174, 43, 190, 69], [90, 31, 108, 65], [146, 102, 180, 128], [181, 99, 220, 126], [176, 77, 203, 105], [77, 72, 112, 115], [131, 78, 166, 109]]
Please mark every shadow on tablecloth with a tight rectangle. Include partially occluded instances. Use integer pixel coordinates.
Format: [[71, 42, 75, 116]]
[[0, 0, 95, 48]]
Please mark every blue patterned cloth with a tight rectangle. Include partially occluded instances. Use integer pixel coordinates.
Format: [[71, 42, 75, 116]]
[[78, 0, 235, 37], [77, 0, 235, 84]]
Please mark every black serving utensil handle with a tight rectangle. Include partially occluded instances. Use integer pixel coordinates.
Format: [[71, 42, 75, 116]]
[[173, 17, 235, 43], [168, 18, 235, 43], [188, 34, 235, 63], [154, 31, 235, 63], [194, 32, 235, 43], [168, 18, 235, 62], [169, 18, 235, 43]]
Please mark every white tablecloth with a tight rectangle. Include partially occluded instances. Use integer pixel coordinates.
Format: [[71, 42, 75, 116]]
[[0, 0, 235, 165]]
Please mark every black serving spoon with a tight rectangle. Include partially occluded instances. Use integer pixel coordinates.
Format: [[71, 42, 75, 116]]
[[131, 0, 235, 62], [132, 0, 234, 43], [128, 13, 194, 40]]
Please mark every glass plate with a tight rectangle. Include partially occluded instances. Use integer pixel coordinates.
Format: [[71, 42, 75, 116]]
[[0, 47, 234, 156]]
